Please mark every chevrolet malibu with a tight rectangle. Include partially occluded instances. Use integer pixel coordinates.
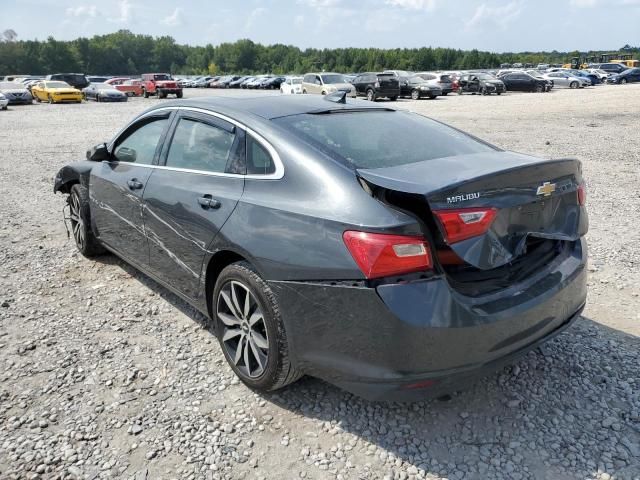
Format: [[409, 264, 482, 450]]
[[53, 95, 588, 401]]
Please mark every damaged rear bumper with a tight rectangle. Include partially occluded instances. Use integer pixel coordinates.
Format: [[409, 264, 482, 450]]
[[270, 238, 587, 401]]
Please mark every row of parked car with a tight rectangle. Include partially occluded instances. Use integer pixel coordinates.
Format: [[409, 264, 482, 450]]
[[0, 73, 185, 106]]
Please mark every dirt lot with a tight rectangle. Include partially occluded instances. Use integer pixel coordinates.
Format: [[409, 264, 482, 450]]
[[0, 86, 639, 480]]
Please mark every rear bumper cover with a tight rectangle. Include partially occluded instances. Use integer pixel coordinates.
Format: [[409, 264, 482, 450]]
[[270, 238, 587, 401]]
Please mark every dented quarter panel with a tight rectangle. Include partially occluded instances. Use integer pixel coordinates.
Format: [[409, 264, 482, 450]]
[[53, 161, 95, 194]]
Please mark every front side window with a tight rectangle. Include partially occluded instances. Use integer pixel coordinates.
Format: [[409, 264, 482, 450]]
[[113, 118, 168, 165], [166, 118, 236, 173], [275, 111, 496, 170]]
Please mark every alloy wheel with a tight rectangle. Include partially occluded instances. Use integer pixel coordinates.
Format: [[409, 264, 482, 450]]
[[68, 192, 85, 250], [217, 280, 269, 379]]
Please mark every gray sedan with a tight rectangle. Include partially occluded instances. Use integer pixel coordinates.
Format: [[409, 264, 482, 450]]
[[82, 83, 128, 102], [0, 81, 33, 104], [543, 72, 588, 89]]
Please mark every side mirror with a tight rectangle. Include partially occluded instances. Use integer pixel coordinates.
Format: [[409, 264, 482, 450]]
[[115, 146, 137, 163], [87, 143, 110, 162]]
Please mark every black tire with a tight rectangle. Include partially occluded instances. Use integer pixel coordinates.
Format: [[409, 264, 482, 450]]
[[457, 89, 463, 95], [68, 184, 105, 257], [428, 94, 437, 99], [366, 89, 376, 102], [569, 81, 578, 89], [213, 262, 302, 392], [411, 89, 420, 100], [442, 92, 448, 96], [620, 78, 627, 84], [96, 95, 101, 102], [143, 88, 149, 98], [497, 92, 502, 95], [302, 89, 307, 94], [157, 90, 164, 99], [321, 90, 327, 95], [535, 84, 543, 93], [34, 94, 41, 103], [389, 96, 398, 101], [48, 95, 54, 104], [176, 90, 183, 98]]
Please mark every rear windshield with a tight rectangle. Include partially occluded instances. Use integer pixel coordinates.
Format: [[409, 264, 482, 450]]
[[275, 111, 496, 169]]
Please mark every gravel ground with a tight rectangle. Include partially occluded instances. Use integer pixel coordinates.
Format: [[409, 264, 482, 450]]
[[0, 86, 639, 480]]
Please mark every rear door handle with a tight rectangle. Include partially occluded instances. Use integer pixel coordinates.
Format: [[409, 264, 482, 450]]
[[127, 178, 143, 190], [198, 194, 221, 210]]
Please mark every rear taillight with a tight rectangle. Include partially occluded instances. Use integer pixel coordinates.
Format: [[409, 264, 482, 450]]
[[343, 231, 432, 279], [577, 183, 586, 206], [434, 208, 497, 244]]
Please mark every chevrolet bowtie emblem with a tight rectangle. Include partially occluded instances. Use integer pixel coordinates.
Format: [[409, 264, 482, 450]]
[[536, 181, 556, 197]]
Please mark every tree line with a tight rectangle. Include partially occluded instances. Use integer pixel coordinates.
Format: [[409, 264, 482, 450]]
[[1, 29, 638, 77]]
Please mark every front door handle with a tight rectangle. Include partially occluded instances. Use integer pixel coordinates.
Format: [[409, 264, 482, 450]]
[[127, 178, 143, 190], [198, 194, 221, 210]]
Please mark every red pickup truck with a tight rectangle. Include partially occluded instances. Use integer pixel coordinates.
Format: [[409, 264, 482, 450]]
[[141, 73, 183, 99]]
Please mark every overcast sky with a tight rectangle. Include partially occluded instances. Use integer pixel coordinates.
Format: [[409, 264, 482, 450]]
[[3, 0, 639, 52]]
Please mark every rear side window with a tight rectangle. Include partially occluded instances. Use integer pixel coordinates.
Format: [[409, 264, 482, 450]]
[[166, 118, 236, 173], [246, 136, 275, 175], [114, 118, 169, 165], [275, 111, 496, 170]]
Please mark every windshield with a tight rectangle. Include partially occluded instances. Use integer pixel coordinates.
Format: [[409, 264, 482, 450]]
[[154, 74, 172, 81], [95, 83, 116, 90], [46, 81, 71, 88], [321, 74, 345, 84], [291, 78, 302, 84], [275, 111, 496, 170]]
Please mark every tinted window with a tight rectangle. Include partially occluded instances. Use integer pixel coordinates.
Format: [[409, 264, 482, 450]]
[[166, 118, 236, 173], [246, 136, 275, 175], [275, 111, 495, 170], [114, 118, 169, 165]]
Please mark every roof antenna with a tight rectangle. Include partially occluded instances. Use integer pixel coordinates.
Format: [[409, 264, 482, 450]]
[[324, 91, 347, 104]]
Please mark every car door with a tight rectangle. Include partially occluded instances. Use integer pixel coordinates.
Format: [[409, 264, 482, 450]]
[[142, 109, 245, 300], [90, 112, 172, 267]]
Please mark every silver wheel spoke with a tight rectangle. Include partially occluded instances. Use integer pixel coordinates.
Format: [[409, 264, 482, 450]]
[[230, 283, 244, 318], [251, 331, 268, 349], [249, 311, 262, 327], [218, 311, 241, 327], [233, 336, 244, 365], [243, 289, 251, 319], [220, 290, 240, 319], [248, 338, 264, 373], [222, 328, 242, 342]]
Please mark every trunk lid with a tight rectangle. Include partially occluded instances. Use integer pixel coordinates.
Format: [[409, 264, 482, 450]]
[[357, 151, 587, 270]]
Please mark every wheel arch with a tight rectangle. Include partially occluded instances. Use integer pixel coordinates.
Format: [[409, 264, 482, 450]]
[[53, 161, 95, 194], [204, 249, 249, 322]]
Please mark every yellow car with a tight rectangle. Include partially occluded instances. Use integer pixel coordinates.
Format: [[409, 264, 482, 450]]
[[31, 81, 83, 104]]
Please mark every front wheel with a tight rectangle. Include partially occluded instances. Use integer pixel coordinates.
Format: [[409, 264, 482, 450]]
[[410, 89, 420, 100], [535, 84, 544, 93], [68, 184, 105, 257], [620, 78, 627, 84], [48, 95, 54, 104], [569, 81, 578, 89], [143, 88, 149, 98], [176, 90, 183, 98], [214, 262, 301, 392], [389, 96, 398, 101]]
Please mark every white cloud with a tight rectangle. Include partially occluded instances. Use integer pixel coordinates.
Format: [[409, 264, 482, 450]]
[[466, 1, 522, 29], [298, 0, 342, 6], [294, 15, 305, 27], [109, 0, 133, 23], [245, 7, 267, 30], [385, 0, 436, 10], [65, 5, 97, 18], [162, 7, 184, 27]]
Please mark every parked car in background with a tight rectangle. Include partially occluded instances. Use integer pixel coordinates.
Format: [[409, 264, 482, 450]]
[[240, 77, 257, 89], [457, 73, 506, 95], [585, 69, 610, 81], [280, 76, 303, 94], [0, 81, 33, 104], [54, 95, 588, 401], [141, 73, 183, 98], [0, 93, 8, 110], [382, 70, 415, 96], [32, 81, 82, 103], [105, 78, 143, 96], [82, 83, 128, 102], [87, 76, 111, 84], [403, 76, 441, 99], [500, 72, 549, 92], [607, 67, 640, 84], [229, 76, 253, 88], [565, 69, 597, 85], [352, 72, 400, 101], [246, 76, 271, 89], [261, 76, 286, 90], [593, 63, 629, 75], [212, 76, 242, 88], [302, 73, 356, 97], [526, 70, 554, 90], [542, 72, 585, 89], [46, 73, 89, 91], [414, 72, 454, 95]]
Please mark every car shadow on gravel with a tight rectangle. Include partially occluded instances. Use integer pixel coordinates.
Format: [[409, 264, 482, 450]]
[[94, 255, 640, 479]]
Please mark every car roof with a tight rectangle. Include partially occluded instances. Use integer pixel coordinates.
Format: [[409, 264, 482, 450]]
[[143, 95, 391, 121]]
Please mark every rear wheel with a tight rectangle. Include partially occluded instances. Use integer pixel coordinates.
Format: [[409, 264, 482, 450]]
[[411, 89, 420, 100], [214, 262, 301, 392], [68, 184, 105, 257], [176, 90, 183, 98], [366, 89, 376, 102]]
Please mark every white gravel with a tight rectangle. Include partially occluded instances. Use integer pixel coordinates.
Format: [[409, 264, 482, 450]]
[[0, 86, 639, 480]]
